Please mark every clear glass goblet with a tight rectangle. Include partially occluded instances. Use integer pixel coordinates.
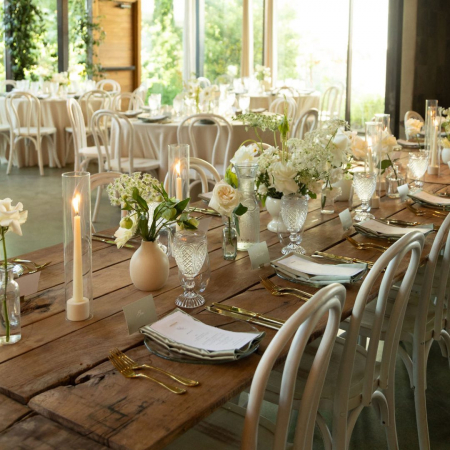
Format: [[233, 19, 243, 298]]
[[148, 93, 162, 116], [280, 194, 308, 255], [353, 172, 377, 222], [172, 230, 208, 308], [178, 253, 210, 294], [408, 151, 429, 192], [238, 94, 250, 113]]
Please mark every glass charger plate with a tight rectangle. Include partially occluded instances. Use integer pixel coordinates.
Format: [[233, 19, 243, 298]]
[[143, 320, 260, 365], [409, 198, 450, 211]]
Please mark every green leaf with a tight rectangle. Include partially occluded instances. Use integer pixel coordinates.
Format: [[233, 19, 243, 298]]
[[175, 198, 190, 213], [234, 215, 240, 236], [233, 203, 248, 216]]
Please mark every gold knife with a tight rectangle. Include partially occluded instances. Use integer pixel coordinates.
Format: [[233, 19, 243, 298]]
[[312, 251, 374, 267], [92, 236, 135, 249], [187, 207, 221, 217], [206, 306, 281, 330], [211, 303, 285, 327]]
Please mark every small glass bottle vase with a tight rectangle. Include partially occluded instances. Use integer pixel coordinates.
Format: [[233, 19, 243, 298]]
[[235, 162, 260, 251], [222, 217, 238, 260], [387, 165, 406, 198], [0, 265, 21, 345], [321, 186, 341, 214]]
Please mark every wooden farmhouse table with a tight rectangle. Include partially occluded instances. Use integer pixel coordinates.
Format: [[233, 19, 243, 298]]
[[1, 169, 450, 450]]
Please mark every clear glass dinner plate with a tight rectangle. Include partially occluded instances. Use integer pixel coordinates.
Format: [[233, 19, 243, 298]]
[[143, 320, 260, 365]]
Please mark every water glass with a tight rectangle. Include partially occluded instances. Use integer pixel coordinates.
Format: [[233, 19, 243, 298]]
[[172, 95, 184, 118], [50, 82, 59, 97], [353, 172, 377, 222], [408, 151, 429, 192], [172, 230, 208, 308], [280, 194, 308, 255], [238, 94, 250, 113], [148, 93, 162, 116], [178, 253, 210, 294]]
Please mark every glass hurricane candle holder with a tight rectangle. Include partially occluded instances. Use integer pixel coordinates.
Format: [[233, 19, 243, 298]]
[[168, 144, 190, 202], [373, 113, 391, 134], [425, 100, 439, 175], [62, 172, 93, 322]]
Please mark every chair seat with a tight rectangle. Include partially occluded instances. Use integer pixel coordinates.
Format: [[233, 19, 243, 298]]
[[79, 146, 107, 159], [14, 126, 56, 136], [0, 124, 10, 132], [65, 126, 92, 135], [110, 158, 160, 172], [164, 403, 277, 450], [266, 336, 379, 410]]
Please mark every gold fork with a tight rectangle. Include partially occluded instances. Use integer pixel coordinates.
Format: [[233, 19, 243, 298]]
[[110, 348, 199, 387], [108, 355, 186, 394], [261, 277, 313, 298], [260, 277, 311, 301], [346, 236, 387, 252], [406, 203, 447, 217], [28, 261, 51, 274]]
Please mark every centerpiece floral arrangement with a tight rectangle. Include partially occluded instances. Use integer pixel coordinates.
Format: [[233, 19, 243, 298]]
[[405, 118, 424, 143], [1, 198, 27, 343], [107, 173, 198, 249], [440, 108, 450, 149], [184, 79, 219, 113], [255, 65, 271, 82]]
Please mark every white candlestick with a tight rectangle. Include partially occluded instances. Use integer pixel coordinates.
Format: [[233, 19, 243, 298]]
[[176, 176, 182, 200]]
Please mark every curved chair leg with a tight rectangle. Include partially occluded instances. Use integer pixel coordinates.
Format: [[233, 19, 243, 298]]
[[25, 138, 30, 166], [49, 135, 61, 168], [6, 140, 15, 175], [382, 386, 399, 450], [64, 131, 73, 166], [36, 138, 44, 176], [92, 186, 103, 223]]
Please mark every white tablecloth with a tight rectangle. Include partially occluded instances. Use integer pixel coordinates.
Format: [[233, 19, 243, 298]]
[[249, 92, 320, 122], [111, 118, 276, 180]]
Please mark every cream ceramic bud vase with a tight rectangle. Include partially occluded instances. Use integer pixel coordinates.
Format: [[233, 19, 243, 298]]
[[129, 241, 169, 291], [266, 196, 287, 233]]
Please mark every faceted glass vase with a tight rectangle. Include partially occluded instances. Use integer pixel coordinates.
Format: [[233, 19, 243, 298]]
[[0, 265, 21, 345], [222, 224, 238, 260]]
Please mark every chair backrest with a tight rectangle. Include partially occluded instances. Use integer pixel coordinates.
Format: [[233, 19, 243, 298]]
[[332, 231, 424, 443], [269, 97, 297, 122], [96, 79, 121, 93], [0, 80, 16, 92], [5, 91, 42, 137], [91, 109, 135, 174], [177, 113, 233, 173], [274, 86, 298, 97], [404, 110, 424, 124], [112, 92, 144, 112], [241, 283, 345, 450], [67, 99, 88, 171], [133, 85, 148, 104], [197, 77, 211, 88], [292, 108, 319, 139], [90, 171, 122, 191], [320, 85, 342, 122], [79, 90, 112, 129]]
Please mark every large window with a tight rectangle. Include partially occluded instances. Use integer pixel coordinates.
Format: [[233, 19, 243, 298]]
[[36, 0, 58, 77], [141, 0, 184, 104], [253, 0, 264, 67]]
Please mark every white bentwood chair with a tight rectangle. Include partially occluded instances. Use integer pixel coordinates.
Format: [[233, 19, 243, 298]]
[[96, 79, 121, 93], [112, 92, 144, 112], [0, 80, 16, 92], [319, 85, 343, 124], [177, 113, 233, 176], [269, 97, 297, 122], [266, 231, 425, 449], [354, 213, 450, 450], [291, 108, 319, 139], [165, 283, 346, 450], [197, 77, 211, 88], [5, 91, 60, 175], [404, 110, 425, 124]]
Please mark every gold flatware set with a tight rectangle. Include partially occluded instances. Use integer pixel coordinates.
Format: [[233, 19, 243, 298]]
[[345, 236, 388, 253], [108, 348, 200, 394], [406, 203, 448, 217], [6, 259, 52, 277], [260, 276, 313, 301]]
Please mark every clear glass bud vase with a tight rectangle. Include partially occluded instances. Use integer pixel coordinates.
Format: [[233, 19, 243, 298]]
[[0, 265, 21, 345], [222, 217, 237, 260], [235, 162, 260, 251]]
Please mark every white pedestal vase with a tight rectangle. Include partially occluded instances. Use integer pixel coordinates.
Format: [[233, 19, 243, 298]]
[[266, 196, 287, 233], [130, 241, 169, 291]]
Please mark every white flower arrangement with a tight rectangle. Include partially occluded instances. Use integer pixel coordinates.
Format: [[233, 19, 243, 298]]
[[405, 118, 424, 139], [255, 65, 271, 82], [184, 79, 219, 112], [51, 72, 70, 86]]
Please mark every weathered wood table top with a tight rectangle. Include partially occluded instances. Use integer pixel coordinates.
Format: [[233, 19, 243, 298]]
[[1, 169, 450, 450]]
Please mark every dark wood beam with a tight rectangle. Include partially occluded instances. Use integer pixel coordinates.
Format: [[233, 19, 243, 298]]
[[57, 0, 69, 72], [345, 0, 354, 124]]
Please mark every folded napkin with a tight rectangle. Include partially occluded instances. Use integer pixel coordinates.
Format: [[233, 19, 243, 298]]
[[271, 253, 367, 286], [354, 219, 434, 239], [408, 191, 450, 210], [140, 309, 265, 361]]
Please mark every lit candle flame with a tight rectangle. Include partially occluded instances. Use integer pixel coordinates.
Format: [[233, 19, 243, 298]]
[[175, 161, 181, 176], [72, 194, 80, 215]]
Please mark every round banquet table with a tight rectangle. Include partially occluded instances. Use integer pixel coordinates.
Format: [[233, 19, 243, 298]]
[[249, 91, 321, 121], [110, 117, 277, 180]]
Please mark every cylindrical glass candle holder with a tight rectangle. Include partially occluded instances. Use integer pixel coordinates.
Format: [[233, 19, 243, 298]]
[[168, 144, 190, 201], [425, 100, 439, 175], [365, 121, 383, 207], [373, 113, 391, 134], [62, 172, 93, 322]]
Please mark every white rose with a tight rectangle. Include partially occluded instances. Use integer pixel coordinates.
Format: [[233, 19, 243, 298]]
[[329, 167, 343, 184], [331, 132, 350, 166], [257, 184, 268, 196], [405, 118, 423, 138], [269, 161, 299, 196], [114, 213, 138, 248], [0, 198, 28, 236], [345, 131, 367, 160], [310, 181, 323, 196], [231, 144, 259, 165], [209, 181, 241, 217]]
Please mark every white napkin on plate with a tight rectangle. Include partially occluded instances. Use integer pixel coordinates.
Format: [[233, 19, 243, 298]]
[[354, 219, 433, 239]]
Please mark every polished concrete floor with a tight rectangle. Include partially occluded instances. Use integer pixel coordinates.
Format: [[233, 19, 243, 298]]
[[1, 164, 450, 449]]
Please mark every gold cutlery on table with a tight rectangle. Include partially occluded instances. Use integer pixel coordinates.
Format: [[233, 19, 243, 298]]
[[92, 236, 135, 249], [108, 354, 186, 394], [187, 207, 221, 217], [206, 305, 281, 330], [312, 251, 374, 267], [260, 277, 312, 302], [211, 302, 286, 327], [346, 236, 388, 252], [93, 233, 141, 243], [27, 261, 51, 274], [376, 218, 422, 227], [406, 203, 448, 217], [109, 348, 199, 387]]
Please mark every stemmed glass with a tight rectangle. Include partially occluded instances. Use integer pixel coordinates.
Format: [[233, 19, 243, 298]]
[[353, 172, 377, 222], [280, 194, 308, 255], [238, 94, 250, 113], [148, 93, 162, 116], [172, 230, 208, 308], [408, 151, 429, 192], [172, 95, 184, 118]]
